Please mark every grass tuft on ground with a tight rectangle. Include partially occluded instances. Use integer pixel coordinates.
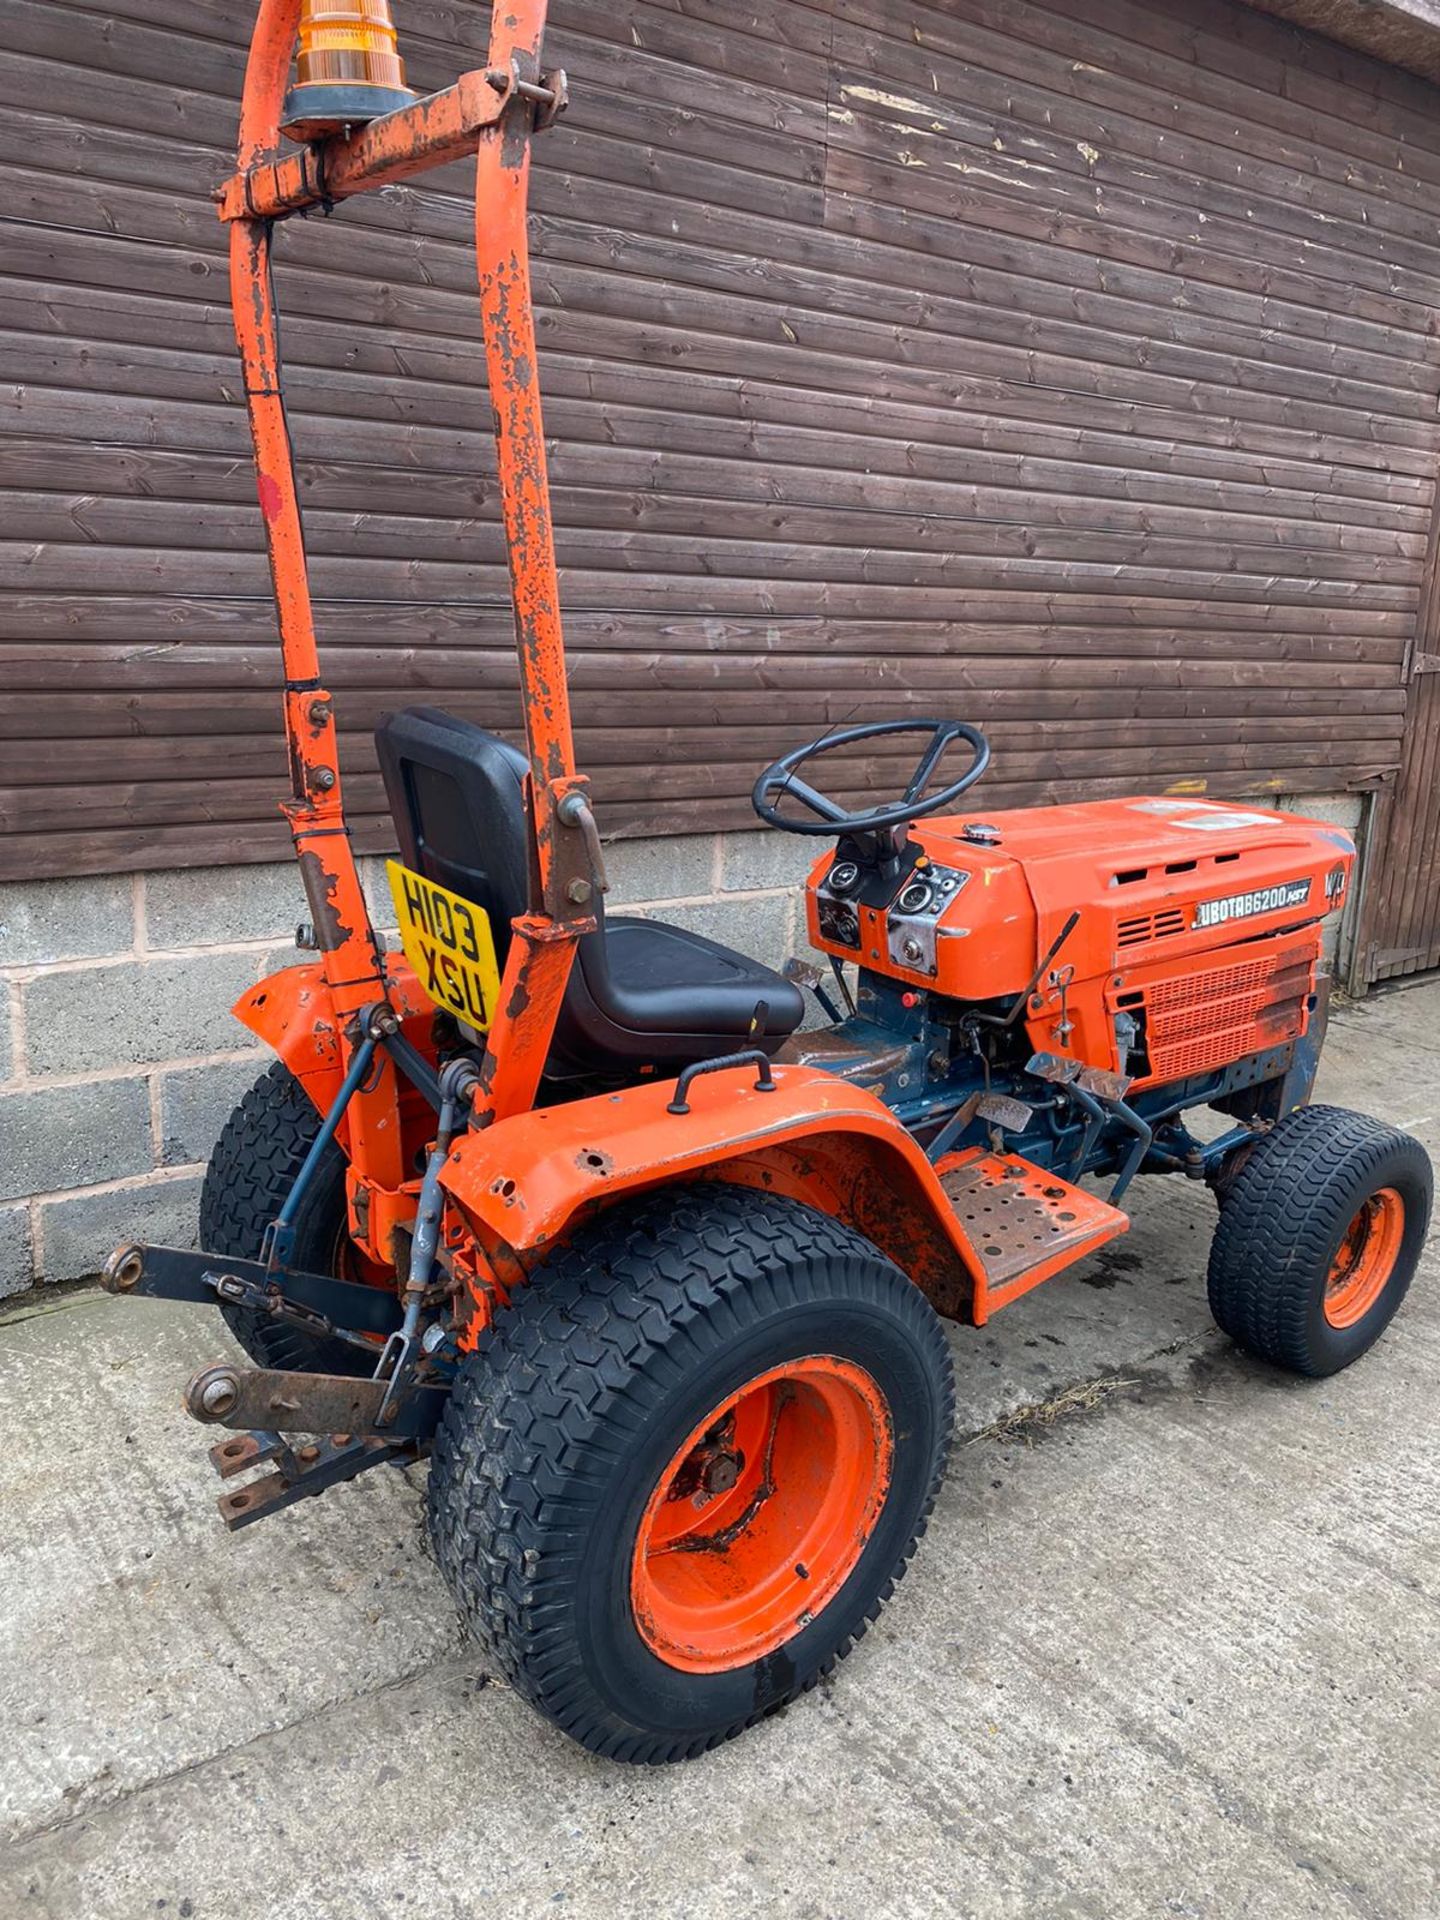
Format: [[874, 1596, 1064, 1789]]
[[966, 1374, 1137, 1447]]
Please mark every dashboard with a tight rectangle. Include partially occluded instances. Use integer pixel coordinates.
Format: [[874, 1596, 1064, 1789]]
[[815, 854, 974, 979]]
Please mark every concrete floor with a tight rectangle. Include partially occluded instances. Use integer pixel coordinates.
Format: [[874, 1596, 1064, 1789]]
[[2, 986, 1438, 1920]]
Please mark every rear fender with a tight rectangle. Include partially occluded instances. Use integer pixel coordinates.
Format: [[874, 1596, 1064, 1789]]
[[230, 955, 434, 1113], [231, 961, 346, 1112], [438, 1062, 986, 1320]]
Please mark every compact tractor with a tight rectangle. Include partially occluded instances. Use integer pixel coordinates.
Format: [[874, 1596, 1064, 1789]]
[[105, 0, 1432, 1763]]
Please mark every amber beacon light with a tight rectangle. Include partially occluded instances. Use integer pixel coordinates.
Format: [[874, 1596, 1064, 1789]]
[[281, 0, 416, 140]]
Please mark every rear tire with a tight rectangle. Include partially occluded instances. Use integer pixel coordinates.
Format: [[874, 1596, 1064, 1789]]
[[199, 1060, 381, 1376], [426, 1183, 954, 1763], [1207, 1104, 1430, 1377]]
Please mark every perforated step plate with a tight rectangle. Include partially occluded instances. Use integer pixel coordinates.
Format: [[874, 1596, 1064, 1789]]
[[938, 1149, 1128, 1316]]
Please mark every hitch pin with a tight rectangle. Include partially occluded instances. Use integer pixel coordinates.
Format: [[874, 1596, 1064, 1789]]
[[482, 65, 569, 127]]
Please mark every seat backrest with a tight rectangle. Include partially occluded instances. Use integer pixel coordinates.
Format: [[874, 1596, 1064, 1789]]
[[376, 707, 797, 1082], [375, 707, 533, 973]]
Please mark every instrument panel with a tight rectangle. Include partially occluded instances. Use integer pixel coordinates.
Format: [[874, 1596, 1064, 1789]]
[[815, 856, 972, 979]]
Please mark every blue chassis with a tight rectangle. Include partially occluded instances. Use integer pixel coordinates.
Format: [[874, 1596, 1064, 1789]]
[[823, 969, 1329, 1198]]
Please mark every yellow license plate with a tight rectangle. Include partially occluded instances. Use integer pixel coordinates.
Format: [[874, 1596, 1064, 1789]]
[[387, 860, 502, 1029]]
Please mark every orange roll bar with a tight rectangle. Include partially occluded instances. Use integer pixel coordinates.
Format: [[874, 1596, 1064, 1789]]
[[227, 0, 598, 1127]]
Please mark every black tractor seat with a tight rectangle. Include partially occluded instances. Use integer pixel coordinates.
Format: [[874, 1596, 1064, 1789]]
[[375, 707, 804, 1080]]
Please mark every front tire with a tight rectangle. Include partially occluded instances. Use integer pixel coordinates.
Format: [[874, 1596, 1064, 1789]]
[[426, 1184, 954, 1763], [1208, 1104, 1431, 1377]]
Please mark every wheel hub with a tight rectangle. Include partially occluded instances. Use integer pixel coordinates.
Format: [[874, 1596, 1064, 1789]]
[[631, 1356, 893, 1674], [1324, 1187, 1403, 1329]]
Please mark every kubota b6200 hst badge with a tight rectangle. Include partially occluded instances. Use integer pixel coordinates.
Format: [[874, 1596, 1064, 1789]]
[[1193, 878, 1312, 930], [388, 859, 502, 1027]]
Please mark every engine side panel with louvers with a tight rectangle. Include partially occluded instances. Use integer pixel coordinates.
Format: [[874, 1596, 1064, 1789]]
[[1111, 934, 1320, 1089]]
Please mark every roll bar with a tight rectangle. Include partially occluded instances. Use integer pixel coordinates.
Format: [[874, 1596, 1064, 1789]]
[[222, 1, 599, 1124]]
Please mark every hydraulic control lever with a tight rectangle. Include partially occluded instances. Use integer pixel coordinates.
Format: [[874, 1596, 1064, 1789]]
[[968, 911, 1082, 1032]]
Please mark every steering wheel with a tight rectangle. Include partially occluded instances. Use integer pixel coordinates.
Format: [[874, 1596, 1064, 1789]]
[[752, 719, 991, 837]]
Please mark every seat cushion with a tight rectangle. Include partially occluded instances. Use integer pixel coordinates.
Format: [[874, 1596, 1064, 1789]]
[[550, 916, 806, 1074], [599, 918, 805, 1037]]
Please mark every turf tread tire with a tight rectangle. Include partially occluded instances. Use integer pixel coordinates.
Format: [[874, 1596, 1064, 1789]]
[[1207, 1103, 1429, 1377], [426, 1182, 955, 1764]]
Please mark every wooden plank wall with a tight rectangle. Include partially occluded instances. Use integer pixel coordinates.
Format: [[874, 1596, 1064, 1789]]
[[2, 0, 1437, 880], [1357, 488, 1440, 984]]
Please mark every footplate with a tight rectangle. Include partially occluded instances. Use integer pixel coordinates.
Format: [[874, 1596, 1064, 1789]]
[[938, 1149, 1128, 1322]]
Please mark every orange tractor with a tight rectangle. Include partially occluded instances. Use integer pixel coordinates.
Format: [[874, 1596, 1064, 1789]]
[[106, 0, 1431, 1763]]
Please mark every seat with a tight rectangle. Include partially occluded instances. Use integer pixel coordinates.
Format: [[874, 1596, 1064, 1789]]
[[375, 707, 805, 1079]]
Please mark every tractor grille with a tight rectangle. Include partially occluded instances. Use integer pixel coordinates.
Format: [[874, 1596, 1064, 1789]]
[[1117, 907, 1187, 948], [1140, 939, 1316, 1082]]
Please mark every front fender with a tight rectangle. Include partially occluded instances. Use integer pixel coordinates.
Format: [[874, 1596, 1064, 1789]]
[[439, 1061, 986, 1319]]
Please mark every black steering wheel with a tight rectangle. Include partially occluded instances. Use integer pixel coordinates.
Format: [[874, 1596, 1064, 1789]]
[[752, 719, 991, 837]]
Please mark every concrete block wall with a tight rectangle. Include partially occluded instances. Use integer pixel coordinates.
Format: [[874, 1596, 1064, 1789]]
[[0, 830, 816, 1297], [0, 794, 1366, 1297]]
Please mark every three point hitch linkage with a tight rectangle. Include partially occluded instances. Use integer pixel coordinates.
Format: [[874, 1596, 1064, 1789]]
[[102, 1008, 477, 1530]]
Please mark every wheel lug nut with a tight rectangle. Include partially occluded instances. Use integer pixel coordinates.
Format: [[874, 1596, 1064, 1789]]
[[701, 1451, 740, 1494]]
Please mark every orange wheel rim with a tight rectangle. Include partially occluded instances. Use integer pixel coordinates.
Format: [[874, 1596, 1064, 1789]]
[[631, 1356, 894, 1674], [1324, 1188, 1404, 1329]]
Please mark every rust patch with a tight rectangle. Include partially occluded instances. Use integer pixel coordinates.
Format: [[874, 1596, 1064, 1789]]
[[777, 1030, 913, 1083], [576, 1147, 614, 1177], [498, 96, 533, 170], [504, 972, 533, 1020], [693, 1139, 974, 1322], [297, 849, 351, 953]]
